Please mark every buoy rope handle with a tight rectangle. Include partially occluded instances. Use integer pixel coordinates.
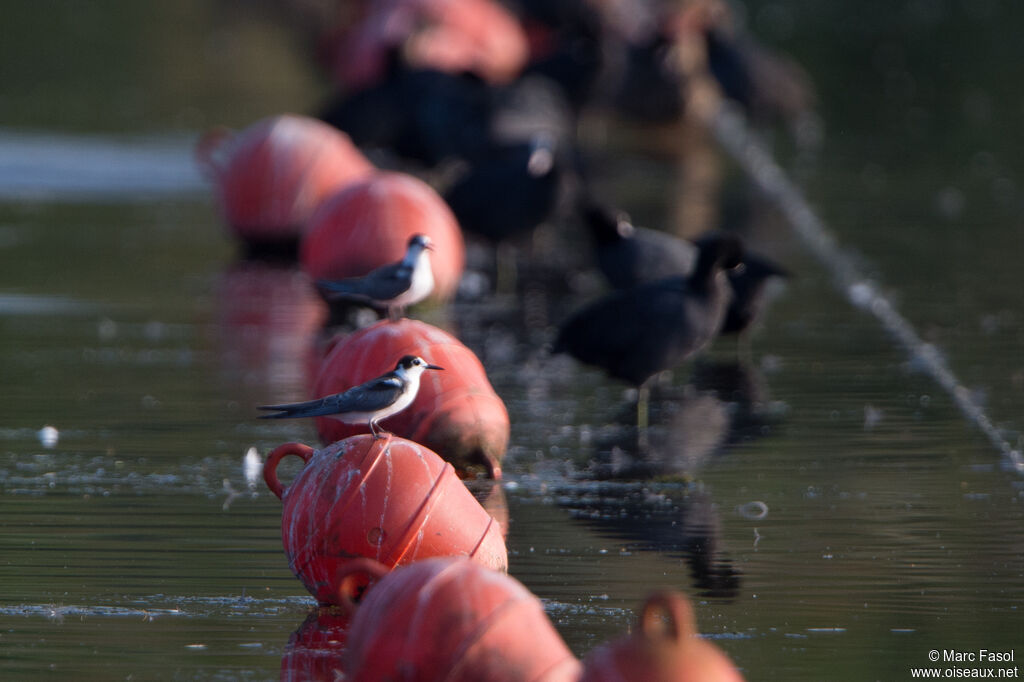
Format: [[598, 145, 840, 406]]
[[640, 591, 698, 645], [263, 442, 315, 499], [333, 557, 390, 616]]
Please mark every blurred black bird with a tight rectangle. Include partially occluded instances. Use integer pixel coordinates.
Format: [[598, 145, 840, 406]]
[[553, 234, 743, 427], [443, 133, 564, 244], [675, 0, 816, 135], [320, 65, 493, 167], [485, 75, 575, 156], [612, 30, 688, 124], [583, 200, 788, 340], [516, 0, 608, 112], [583, 199, 697, 288], [320, 51, 577, 170]]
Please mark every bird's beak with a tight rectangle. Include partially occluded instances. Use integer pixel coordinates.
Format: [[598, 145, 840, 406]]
[[425, 364, 444, 371], [425, 242, 435, 251]]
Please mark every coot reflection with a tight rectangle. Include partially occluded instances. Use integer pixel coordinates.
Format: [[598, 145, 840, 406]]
[[557, 485, 741, 599]]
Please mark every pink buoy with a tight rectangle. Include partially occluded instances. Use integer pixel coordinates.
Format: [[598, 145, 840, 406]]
[[326, 0, 529, 92], [312, 319, 508, 477], [301, 171, 465, 303], [196, 114, 374, 249], [262, 434, 507, 606], [579, 591, 746, 682], [343, 557, 582, 682]]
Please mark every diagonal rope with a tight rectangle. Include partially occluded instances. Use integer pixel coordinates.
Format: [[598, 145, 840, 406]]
[[705, 104, 1023, 472]]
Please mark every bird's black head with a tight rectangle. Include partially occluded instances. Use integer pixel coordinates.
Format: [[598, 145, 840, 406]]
[[694, 233, 744, 271], [395, 354, 444, 372], [407, 234, 434, 251], [581, 198, 635, 244]]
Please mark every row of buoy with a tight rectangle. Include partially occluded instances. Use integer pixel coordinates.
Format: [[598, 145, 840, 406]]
[[197, 113, 584, 675], [187, 0, 812, 678], [280, 556, 744, 682]]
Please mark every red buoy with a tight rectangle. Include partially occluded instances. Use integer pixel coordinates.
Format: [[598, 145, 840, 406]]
[[196, 114, 374, 248], [466, 477, 509, 538], [312, 319, 508, 477], [263, 435, 507, 606], [327, 0, 529, 92], [343, 557, 582, 682], [301, 171, 465, 302], [579, 591, 746, 682]]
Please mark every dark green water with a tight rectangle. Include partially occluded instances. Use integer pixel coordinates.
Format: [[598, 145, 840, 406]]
[[2, 1, 1023, 680]]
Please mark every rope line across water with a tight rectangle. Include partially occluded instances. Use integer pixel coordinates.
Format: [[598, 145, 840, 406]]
[[707, 104, 1024, 473]]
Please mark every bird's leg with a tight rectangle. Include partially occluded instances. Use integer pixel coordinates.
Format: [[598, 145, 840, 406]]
[[386, 305, 401, 322], [369, 420, 382, 439], [635, 381, 652, 452], [495, 242, 518, 296], [636, 382, 651, 432], [736, 330, 754, 365]]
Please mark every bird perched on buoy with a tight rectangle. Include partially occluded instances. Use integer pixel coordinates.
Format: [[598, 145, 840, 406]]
[[316, 234, 435, 320], [258, 355, 444, 437], [553, 234, 743, 427]]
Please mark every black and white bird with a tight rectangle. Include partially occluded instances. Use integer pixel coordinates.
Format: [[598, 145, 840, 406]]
[[317, 234, 435, 320], [553, 234, 743, 427], [258, 355, 444, 437]]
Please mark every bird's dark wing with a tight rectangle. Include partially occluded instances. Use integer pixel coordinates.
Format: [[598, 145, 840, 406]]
[[554, 277, 714, 386], [331, 375, 406, 413], [553, 286, 650, 367], [258, 375, 405, 419], [318, 263, 412, 303], [599, 228, 697, 289], [258, 394, 351, 419]]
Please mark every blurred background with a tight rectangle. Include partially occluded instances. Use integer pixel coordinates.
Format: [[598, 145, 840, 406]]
[[1, 1, 1023, 680]]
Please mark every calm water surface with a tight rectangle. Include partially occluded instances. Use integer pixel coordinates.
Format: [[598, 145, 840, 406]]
[[2, 1, 1023, 680]]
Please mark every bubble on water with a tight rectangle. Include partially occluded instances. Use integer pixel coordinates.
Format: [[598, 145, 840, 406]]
[[864, 405, 884, 429], [37, 425, 59, 448], [737, 501, 769, 520], [97, 317, 118, 341]]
